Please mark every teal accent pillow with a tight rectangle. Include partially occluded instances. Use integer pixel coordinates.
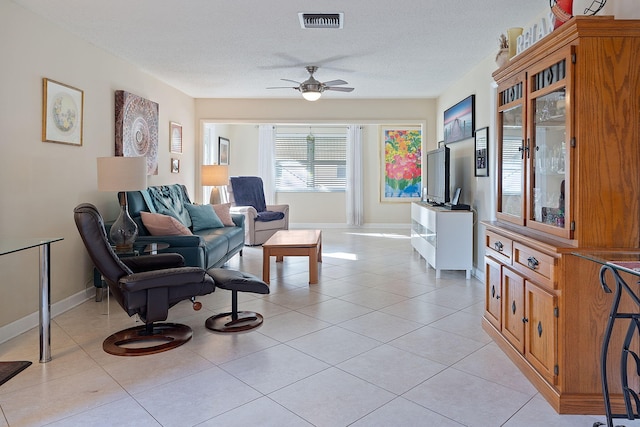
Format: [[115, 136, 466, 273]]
[[185, 204, 224, 231]]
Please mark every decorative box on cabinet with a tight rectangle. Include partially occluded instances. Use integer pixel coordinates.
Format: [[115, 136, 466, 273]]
[[484, 16, 640, 415], [411, 202, 472, 279]]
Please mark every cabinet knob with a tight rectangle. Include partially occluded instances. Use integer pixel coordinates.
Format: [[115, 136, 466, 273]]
[[522, 317, 529, 323], [527, 256, 539, 270], [512, 301, 517, 314], [494, 241, 504, 252]]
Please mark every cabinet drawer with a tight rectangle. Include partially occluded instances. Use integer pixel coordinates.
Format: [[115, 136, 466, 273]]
[[512, 242, 556, 290], [485, 231, 512, 263]]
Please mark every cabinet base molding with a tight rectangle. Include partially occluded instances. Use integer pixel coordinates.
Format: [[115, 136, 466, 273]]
[[483, 318, 628, 415], [482, 318, 561, 411]]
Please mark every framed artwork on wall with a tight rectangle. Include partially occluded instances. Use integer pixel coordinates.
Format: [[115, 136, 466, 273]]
[[170, 122, 182, 153], [475, 126, 489, 177], [42, 78, 84, 146], [171, 158, 180, 174], [115, 90, 159, 175], [380, 126, 422, 202], [444, 94, 475, 144], [218, 137, 230, 165]]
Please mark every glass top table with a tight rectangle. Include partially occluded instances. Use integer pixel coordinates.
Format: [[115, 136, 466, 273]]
[[574, 251, 640, 277], [0, 238, 63, 256], [573, 251, 640, 427], [1, 237, 63, 364]]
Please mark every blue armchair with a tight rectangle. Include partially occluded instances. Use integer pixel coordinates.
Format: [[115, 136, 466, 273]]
[[228, 176, 289, 245]]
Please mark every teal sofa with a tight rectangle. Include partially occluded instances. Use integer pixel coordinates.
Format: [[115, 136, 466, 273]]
[[122, 184, 244, 269]]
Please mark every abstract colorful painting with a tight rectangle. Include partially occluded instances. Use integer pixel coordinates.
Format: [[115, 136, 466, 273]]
[[381, 127, 422, 202]]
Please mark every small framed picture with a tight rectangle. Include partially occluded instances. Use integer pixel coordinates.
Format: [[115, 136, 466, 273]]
[[171, 158, 180, 174], [42, 78, 84, 146], [170, 122, 182, 153], [218, 137, 230, 165], [475, 126, 489, 177]]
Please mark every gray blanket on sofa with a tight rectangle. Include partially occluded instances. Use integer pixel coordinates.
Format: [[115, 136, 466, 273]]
[[146, 185, 192, 227]]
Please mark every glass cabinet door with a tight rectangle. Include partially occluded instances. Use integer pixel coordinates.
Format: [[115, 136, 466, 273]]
[[527, 55, 571, 238], [497, 78, 526, 225], [531, 89, 567, 229]]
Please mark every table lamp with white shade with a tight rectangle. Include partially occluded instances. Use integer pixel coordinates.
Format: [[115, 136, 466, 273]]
[[97, 156, 147, 251], [201, 164, 229, 204]]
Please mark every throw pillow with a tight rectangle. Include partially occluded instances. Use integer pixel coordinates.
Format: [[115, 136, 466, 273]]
[[212, 203, 235, 227], [140, 211, 192, 236], [185, 204, 224, 231]]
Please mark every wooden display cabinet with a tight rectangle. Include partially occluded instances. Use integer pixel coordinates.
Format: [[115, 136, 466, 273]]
[[483, 16, 640, 414]]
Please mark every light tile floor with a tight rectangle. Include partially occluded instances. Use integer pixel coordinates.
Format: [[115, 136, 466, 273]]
[[0, 228, 634, 426]]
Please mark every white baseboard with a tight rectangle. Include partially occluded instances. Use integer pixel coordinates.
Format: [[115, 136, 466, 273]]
[[0, 288, 93, 345]]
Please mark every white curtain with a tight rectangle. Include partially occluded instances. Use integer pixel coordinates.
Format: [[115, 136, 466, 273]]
[[258, 124, 277, 205], [346, 125, 364, 225]]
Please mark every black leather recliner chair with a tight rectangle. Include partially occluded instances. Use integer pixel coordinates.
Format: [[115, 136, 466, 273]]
[[74, 203, 216, 356]]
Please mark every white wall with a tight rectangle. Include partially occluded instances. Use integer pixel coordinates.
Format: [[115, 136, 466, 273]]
[[0, 0, 195, 336], [602, 0, 640, 18], [435, 54, 500, 272]]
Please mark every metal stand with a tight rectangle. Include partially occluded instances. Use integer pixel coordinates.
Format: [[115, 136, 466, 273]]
[[39, 243, 51, 363], [594, 264, 640, 427]]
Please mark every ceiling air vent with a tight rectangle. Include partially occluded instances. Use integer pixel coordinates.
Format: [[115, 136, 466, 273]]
[[298, 13, 343, 29]]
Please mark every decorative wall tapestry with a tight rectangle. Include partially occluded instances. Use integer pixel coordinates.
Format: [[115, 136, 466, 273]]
[[380, 126, 422, 202], [115, 91, 159, 175]]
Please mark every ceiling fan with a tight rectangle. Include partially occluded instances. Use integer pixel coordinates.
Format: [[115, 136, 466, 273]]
[[268, 65, 354, 101]]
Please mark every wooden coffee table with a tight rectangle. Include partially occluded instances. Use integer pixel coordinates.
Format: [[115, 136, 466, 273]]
[[262, 230, 322, 284]]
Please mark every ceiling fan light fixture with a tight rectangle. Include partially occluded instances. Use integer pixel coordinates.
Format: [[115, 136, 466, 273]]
[[302, 90, 322, 101], [268, 65, 353, 99]]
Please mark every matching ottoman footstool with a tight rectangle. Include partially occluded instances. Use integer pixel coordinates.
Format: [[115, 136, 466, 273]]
[[206, 268, 270, 333]]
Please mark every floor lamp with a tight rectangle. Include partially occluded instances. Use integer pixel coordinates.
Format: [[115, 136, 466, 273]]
[[97, 156, 148, 251], [201, 165, 229, 205]]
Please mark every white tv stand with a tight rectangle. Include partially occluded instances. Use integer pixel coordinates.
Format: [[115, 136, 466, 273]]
[[411, 202, 473, 279]]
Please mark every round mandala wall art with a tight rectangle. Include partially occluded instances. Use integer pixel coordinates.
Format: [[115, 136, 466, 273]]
[[115, 90, 159, 175]]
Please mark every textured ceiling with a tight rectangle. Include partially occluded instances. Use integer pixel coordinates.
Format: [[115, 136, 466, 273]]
[[12, 0, 547, 99]]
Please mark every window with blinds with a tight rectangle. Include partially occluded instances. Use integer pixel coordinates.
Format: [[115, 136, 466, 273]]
[[275, 129, 347, 192]]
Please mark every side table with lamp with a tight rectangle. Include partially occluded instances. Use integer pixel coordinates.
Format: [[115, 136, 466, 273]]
[[94, 156, 147, 301], [201, 164, 229, 205], [97, 156, 148, 252]]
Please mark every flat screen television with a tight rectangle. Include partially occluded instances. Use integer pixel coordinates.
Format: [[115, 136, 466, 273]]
[[425, 146, 450, 205]]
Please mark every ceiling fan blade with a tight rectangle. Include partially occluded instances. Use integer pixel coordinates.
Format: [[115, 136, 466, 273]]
[[281, 79, 301, 84], [266, 86, 299, 90], [322, 79, 348, 86], [325, 86, 354, 92]]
